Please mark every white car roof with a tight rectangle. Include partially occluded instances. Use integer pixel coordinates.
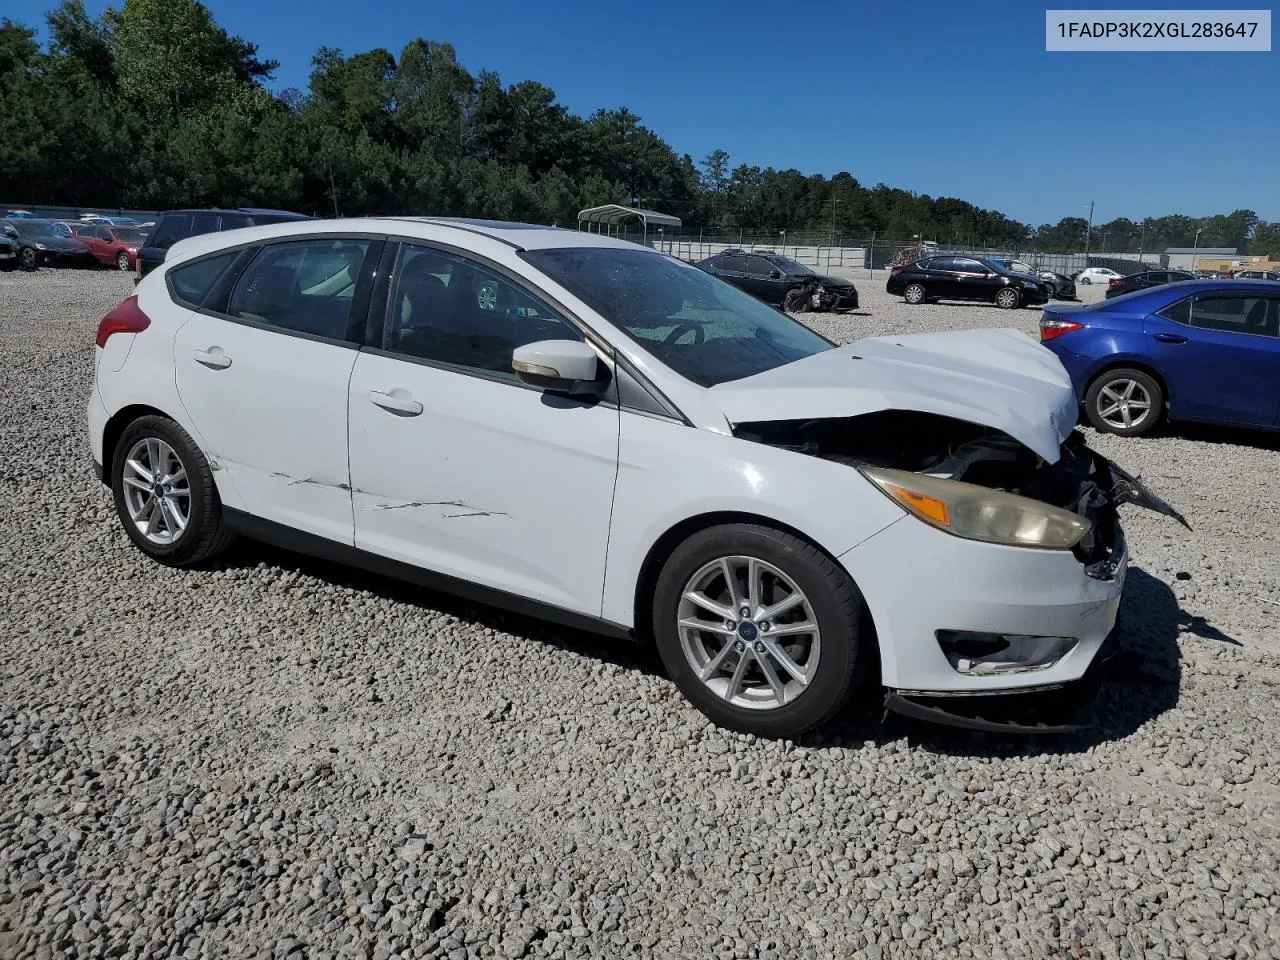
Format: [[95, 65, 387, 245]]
[[162, 215, 644, 267]]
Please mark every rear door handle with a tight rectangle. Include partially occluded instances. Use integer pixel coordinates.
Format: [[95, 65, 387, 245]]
[[192, 347, 232, 369], [1153, 333, 1188, 344], [368, 390, 423, 416]]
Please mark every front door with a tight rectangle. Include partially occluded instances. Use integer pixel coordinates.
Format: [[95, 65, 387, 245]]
[[1147, 291, 1280, 427], [348, 242, 620, 615], [173, 236, 380, 543]]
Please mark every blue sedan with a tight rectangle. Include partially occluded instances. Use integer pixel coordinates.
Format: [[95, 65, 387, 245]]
[[1039, 280, 1280, 436]]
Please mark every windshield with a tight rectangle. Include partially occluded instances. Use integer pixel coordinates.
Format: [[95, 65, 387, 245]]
[[8, 220, 57, 239], [521, 247, 835, 387], [114, 229, 145, 245], [770, 257, 814, 275]]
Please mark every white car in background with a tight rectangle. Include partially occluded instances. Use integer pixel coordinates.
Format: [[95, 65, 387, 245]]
[[1076, 267, 1123, 285], [85, 218, 1180, 737]]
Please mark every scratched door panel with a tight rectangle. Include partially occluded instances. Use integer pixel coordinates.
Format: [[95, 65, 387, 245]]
[[173, 312, 358, 544], [347, 350, 620, 616]]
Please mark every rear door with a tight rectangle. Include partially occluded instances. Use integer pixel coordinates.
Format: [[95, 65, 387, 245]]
[[1146, 291, 1280, 427], [172, 235, 382, 542], [920, 257, 959, 297]]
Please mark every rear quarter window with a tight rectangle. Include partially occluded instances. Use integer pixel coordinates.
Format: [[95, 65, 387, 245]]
[[169, 252, 238, 308], [148, 215, 191, 249]]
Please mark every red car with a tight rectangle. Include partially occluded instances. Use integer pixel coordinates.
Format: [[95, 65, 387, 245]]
[[69, 223, 148, 271]]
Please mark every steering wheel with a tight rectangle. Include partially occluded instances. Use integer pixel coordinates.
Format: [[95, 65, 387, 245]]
[[663, 322, 704, 346]]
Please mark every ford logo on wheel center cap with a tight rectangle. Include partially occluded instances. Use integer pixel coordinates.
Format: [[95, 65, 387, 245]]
[[737, 621, 759, 642]]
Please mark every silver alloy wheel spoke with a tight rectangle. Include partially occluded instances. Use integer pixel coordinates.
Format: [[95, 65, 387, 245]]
[[676, 555, 821, 711], [699, 641, 737, 682], [125, 458, 153, 484], [724, 649, 752, 701], [761, 638, 809, 685], [757, 653, 788, 704], [766, 620, 819, 637], [683, 590, 734, 622]]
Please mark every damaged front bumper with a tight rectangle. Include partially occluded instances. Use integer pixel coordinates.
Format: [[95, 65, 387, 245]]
[[884, 623, 1123, 733]]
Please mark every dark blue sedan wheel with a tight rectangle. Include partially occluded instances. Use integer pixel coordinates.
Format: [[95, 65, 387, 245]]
[[1085, 368, 1163, 437]]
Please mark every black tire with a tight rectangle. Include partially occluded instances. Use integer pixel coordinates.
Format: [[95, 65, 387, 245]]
[[902, 282, 927, 305], [994, 286, 1021, 309], [782, 288, 809, 313], [651, 523, 870, 738], [110, 415, 235, 566], [115, 251, 131, 271], [18, 247, 38, 271], [1084, 368, 1164, 437], [1079, 276, 1091, 285]]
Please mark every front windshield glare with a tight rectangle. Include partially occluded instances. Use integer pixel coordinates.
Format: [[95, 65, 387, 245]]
[[522, 247, 835, 387]]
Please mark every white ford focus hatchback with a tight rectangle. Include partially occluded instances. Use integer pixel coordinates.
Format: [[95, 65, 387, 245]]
[[87, 217, 1181, 737]]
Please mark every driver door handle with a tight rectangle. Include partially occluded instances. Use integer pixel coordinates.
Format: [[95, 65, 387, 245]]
[[1153, 333, 1187, 344], [191, 348, 232, 369], [368, 390, 423, 416]]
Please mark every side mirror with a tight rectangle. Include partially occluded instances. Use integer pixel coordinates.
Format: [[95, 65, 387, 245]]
[[512, 340, 606, 398], [769, 269, 781, 279]]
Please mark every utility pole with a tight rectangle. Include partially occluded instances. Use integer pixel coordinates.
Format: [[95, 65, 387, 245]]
[[1138, 219, 1147, 261], [1192, 227, 1202, 271], [829, 196, 840, 246], [1083, 200, 1094, 263]]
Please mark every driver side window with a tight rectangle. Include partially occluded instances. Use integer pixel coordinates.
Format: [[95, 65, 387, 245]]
[[386, 243, 584, 380]]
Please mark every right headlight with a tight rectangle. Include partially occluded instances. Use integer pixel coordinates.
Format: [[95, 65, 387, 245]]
[[859, 465, 1091, 550]]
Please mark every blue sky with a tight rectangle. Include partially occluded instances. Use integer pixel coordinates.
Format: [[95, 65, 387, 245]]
[[8, 0, 1277, 225]]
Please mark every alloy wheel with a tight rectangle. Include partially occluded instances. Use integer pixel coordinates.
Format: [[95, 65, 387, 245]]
[[120, 437, 191, 545], [996, 288, 1019, 308], [904, 284, 925, 304], [1095, 379, 1152, 430], [677, 555, 821, 711], [476, 281, 499, 311]]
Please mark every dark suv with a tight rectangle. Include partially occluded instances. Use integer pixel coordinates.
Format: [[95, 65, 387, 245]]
[[1103, 270, 1195, 299], [695, 249, 859, 312], [136, 208, 310, 278], [886, 255, 1050, 309]]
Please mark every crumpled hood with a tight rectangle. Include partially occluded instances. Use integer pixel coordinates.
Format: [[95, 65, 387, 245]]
[[806, 273, 855, 288], [710, 328, 1078, 462]]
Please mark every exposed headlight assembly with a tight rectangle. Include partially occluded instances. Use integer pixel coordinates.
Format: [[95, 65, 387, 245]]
[[34, 242, 47, 250], [859, 465, 1091, 550], [1021, 280, 1038, 289]]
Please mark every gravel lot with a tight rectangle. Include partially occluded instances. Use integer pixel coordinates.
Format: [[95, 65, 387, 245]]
[[2, 266, 1278, 960]]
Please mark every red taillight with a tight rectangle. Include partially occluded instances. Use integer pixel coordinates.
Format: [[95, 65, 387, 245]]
[[1039, 317, 1083, 342], [96, 295, 150, 348], [889, 266, 902, 275], [1108, 278, 1123, 287]]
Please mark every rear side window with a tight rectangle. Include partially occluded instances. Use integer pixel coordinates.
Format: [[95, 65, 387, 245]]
[[149, 215, 191, 249], [219, 214, 254, 231], [1188, 295, 1279, 337], [717, 255, 748, 272], [189, 213, 219, 237], [169, 252, 238, 308], [226, 239, 373, 341]]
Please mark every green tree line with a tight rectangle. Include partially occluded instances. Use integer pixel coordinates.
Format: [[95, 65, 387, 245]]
[[2, 0, 1277, 257]]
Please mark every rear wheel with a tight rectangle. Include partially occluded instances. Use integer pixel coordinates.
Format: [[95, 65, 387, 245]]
[[111, 416, 235, 566], [1084, 368, 1163, 437], [651, 523, 871, 738], [903, 283, 927, 305]]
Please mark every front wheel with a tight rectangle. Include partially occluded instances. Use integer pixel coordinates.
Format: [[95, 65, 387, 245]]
[[651, 524, 870, 738], [111, 415, 235, 566], [1079, 276, 1092, 285], [994, 287, 1021, 309], [19, 247, 38, 271], [116, 251, 131, 271], [782, 288, 809, 313]]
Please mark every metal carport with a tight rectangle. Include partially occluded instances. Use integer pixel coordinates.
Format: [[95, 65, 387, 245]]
[[577, 204, 681, 243]]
